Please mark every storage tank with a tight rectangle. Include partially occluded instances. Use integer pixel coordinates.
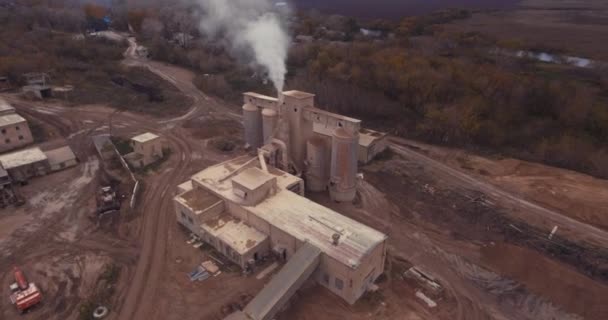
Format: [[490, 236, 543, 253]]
[[262, 108, 278, 145], [243, 103, 263, 149], [306, 137, 329, 192], [329, 128, 358, 202]]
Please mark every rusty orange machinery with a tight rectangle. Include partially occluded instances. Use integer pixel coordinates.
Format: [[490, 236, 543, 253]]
[[9, 266, 42, 313]]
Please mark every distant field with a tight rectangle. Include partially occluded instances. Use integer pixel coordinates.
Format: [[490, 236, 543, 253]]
[[292, 0, 519, 19], [447, 0, 608, 58]]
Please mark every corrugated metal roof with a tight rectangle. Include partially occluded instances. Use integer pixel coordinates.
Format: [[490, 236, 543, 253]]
[[44, 146, 76, 166], [0, 114, 26, 127], [0, 147, 47, 169], [192, 157, 387, 268], [131, 132, 159, 143], [244, 242, 321, 320]]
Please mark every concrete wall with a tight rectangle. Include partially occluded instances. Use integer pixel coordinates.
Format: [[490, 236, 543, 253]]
[[359, 138, 389, 164], [0, 121, 33, 153], [7, 160, 49, 182], [314, 239, 386, 304]]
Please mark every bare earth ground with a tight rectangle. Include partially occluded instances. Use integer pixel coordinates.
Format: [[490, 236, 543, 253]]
[[0, 34, 606, 320], [447, 0, 608, 59]]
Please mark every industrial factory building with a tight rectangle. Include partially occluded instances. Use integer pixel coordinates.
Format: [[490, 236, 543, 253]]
[[174, 90, 388, 319], [0, 147, 49, 182], [175, 156, 387, 305], [0, 98, 34, 153]]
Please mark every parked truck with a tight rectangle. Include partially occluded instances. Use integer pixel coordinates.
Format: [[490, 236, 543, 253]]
[[9, 267, 42, 313]]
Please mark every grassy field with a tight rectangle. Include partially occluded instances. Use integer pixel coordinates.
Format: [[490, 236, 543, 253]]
[[447, 0, 608, 59]]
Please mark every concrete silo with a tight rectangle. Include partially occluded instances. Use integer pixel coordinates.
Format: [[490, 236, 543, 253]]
[[262, 108, 278, 145], [243, 103, 263, 149], [329, 128, 358, 202], [305, 137, 329, 192]]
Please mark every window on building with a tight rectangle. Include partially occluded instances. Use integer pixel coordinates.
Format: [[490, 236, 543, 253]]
[[187, 217, 193, 225], [181, 212, 187, 219], [1, 129, 5, 134], [335, 277, 344, 290], [323, 273, 330, 285], [18, 135, 23, 140], [15, 126, 20, 131], [4, 138, 9, 144]]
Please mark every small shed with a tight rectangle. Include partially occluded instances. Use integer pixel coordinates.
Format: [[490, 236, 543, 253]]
[[0, 147, 49, 182], [44, 146, 78, 171], [358, 129, 388, 164], [127, 132, 164, 168]]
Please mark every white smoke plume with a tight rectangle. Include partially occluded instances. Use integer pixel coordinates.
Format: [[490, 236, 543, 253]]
[[194, 0, 291, 93]]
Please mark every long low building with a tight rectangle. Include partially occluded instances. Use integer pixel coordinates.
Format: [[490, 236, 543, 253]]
[[0, 147, 49, 182], [175, 156, 387, 306]]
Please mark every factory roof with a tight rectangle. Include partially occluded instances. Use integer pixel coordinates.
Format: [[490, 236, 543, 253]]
[[0, 147, 47, 170], [359, 128, 388, 147], [244, 92, 278, 102], [313, 123, 387, 148], [283, 90, 315, 99], [0, 98, 15, 115], [232, 167, 275, 191], [176, 187, 223, 214], [305, 106, 361, 124], [131, 132, 159, 143], [202, 213, 268, 255], [44, 146, 76, 166], [192, 157, 387, 268], [0, 114, 26, 127]]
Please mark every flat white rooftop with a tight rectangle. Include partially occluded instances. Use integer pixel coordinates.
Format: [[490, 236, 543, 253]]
[[244, 92, 279, 102], [283, 90, 315, 100], [0, 114, 26, 127], [176, 187, 222, 215], [0, 147, 47, 170], [131, 132, 159, 143], [192, 157, 387, 268], [359, 128, 388, 147], [232, 167, 275, 190], [202, 213, 268, 255], [44, 146, 76, 166], [0, 98, 15, 114]]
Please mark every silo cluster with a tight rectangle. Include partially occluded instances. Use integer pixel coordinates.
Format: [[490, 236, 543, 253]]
[[329, 128, 358, 202], [262, 108, 278, 145], [243, 103, 263, 150], [305, 137, 329, 192]]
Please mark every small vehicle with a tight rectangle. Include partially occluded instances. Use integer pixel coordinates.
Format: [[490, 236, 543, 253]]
[[96, 186, 121, 214], [9, 267, 42, 313]]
